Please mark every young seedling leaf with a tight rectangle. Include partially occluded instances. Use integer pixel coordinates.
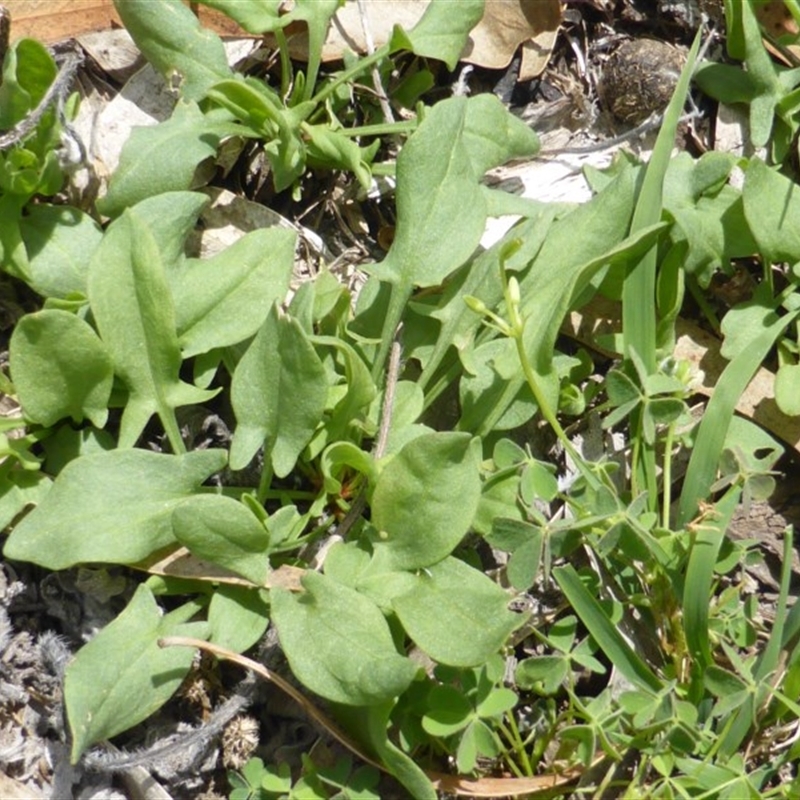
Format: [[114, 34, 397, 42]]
[[87, 209, 218, 449], [173, 226, 296, 357], [288, 0, 342, 100], [65, 584, 208, 761], [371, 432, 480, 570], [10, 310, 113, 428], [3, 449, 226, 569], [112, 0, 232, 101], [271, 571, 418, 705], [171, 494, 271, 586], [393, 556, 523, 666], [230, 304, 328, 476], [310, 335, 377, 444], [0, 38, 57, 128]]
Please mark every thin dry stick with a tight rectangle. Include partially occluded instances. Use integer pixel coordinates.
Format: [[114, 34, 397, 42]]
[[374, 322, 403, 460], [335, 323, 403, 539], [356, 0, 395, 125], [0, 49, 82, 150], [158, 636, 385, 772]]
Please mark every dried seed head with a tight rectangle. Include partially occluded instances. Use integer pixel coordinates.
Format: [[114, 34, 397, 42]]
[[222, 715, 260, 769]]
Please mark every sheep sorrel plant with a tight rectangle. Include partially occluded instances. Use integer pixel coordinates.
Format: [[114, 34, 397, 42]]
[[3, 0, 800, 797]]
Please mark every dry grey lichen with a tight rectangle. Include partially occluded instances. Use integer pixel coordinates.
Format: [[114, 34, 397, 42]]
[[598, 38, 686, 124]]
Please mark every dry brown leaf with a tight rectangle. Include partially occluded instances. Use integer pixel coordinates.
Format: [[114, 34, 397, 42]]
[[428, 764, 586, 797], [468, 0, 562, 79], [755, 0, 799, 39], [274, 0, 561, 76], [135, 546, 305, 591]]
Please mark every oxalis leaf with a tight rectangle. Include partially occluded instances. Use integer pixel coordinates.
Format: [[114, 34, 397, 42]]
[[87, 208, 218, 449], [65, 584, 208, 761], [393, 556, 524, 666], [10, 309, 113, 428], [370, 432, 480, 570], [3, 449, 226, 570], [112, 0, 231, 101], [271, 571, 418, 706], [230, 303, 328, 476]]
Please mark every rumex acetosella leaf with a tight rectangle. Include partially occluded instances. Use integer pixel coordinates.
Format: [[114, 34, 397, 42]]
[[112, 0, 231, 101], [120, 192, 209, 269], [171, 494, 271, 586], [742, 157, 800, 268], [370, 432, 480, 570], [392, 556, 524, 666], [230, 303, 328, 476], [65, 584, 208, 761], [207, 584, 269, 655], [87, 208, 218, 448], [271, 571, 418, 705], [390, 0, 484, 71], [97, 104, 236, 217], [19, 204, 102, 298], [368, 96, 486, 290], [194, 0, 284, 33], [2, 449, 226, 569], [462, 93, 539, 175], [10, 309, 113, 428], [173, 227, 296, 357]]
